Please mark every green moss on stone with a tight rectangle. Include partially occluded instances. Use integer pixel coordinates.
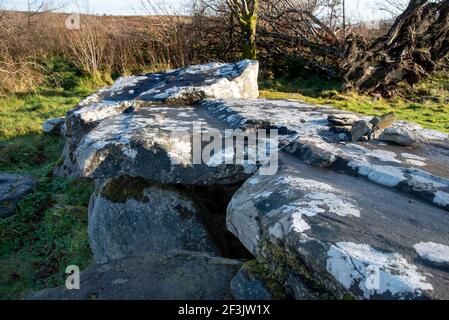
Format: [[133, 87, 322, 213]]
[[100, 175, 193, 204], [100, 175, 151, 203], [255, 238, 349, 300], [242, 260, 286, 300]]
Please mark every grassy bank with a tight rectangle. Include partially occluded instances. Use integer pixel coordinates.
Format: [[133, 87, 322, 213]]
[[0, 66, 102, 299], [260, 75, 449, 134]]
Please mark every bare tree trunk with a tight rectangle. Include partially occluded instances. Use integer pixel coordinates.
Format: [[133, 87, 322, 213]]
[[226, 0, 259, 60], [342, 0, 449, 96]]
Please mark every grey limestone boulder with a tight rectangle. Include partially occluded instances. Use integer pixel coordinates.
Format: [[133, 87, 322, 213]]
[[202, 99, 449, 211], [88, 175, 218, 264], [230, 266, 273, 300], [227, 153, 449, 300]]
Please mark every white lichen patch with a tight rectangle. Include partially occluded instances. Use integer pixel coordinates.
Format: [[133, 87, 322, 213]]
[[434, 191, 449, 207], [274, 175, 334, 194], [248, 176, 262, 185], [267, 175, 360, 239], [106, 75, 148, 93], [121, 146, 138, 159], [414, 242, 449, 265], [74, 101, 133, 123], [405, 159, 427, 167], [366, 150, 401, 163], [327, 242, 434, 299], [349, 161, 406, 187], [401, 153, 426, 161], [254, 191, 273, 199], [408, 170, 448, 188], [286, 192, 360, 234]]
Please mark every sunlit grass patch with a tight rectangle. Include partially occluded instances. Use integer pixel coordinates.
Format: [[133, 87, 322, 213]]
[[260, 75, 449, 133]]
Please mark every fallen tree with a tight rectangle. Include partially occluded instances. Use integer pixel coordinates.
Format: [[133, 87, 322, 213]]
[[257, 0, 344, 77], [342, 0, 449, 96]]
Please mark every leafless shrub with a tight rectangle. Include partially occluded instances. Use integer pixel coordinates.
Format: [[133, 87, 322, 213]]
[[64, 15, 107, 78]]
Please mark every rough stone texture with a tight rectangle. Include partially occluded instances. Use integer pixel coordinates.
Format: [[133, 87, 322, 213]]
[[89, 176, 217, 263], [227, 153, 449, 300], [230, 267, 273, 300], [26, 250, 242, 300], [0, 173, 37, 219], [43, 117, 65, 135], [351, 120, 372, 142], [63, 104, 257, 185], [328, 114, 360, 126], [379, 126, 428, 146], [56, 60, 259, 178], [202, 99, 449, 211], [371, 112, 396, 136]]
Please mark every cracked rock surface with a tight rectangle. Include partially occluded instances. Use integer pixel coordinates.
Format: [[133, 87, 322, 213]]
[[227, 153, 449, 300]]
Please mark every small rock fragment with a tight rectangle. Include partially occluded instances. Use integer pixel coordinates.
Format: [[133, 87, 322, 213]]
[[351, 120, 372, 142], [43, 117, 65, 135], [0, 173, 37, 219], [89, 176, 218, 263], [328, 114, 360, 126]]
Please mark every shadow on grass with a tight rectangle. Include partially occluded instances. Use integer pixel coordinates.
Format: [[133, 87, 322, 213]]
[[0, 132, 94, 300], [0, 133, 64, 175]]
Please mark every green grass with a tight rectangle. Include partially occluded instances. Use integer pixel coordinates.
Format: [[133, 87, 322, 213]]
[[260, 75, 449, 133], [0, 60, 102, 299]]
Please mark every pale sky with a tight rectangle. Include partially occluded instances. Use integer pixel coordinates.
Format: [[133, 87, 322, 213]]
[[2, 0, 407, 21]]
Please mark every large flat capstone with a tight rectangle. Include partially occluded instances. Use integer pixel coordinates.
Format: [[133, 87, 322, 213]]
[[68, 105, 257, 185], [227, 153, 449, 300], [57, 60, 259, 178]]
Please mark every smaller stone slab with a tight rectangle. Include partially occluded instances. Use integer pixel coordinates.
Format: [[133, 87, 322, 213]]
[[0, 173, 37, 219], [26, 251, 242, 300]]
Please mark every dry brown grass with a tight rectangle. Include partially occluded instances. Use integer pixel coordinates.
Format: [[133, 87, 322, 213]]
[[0, 10, 201, 93]]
